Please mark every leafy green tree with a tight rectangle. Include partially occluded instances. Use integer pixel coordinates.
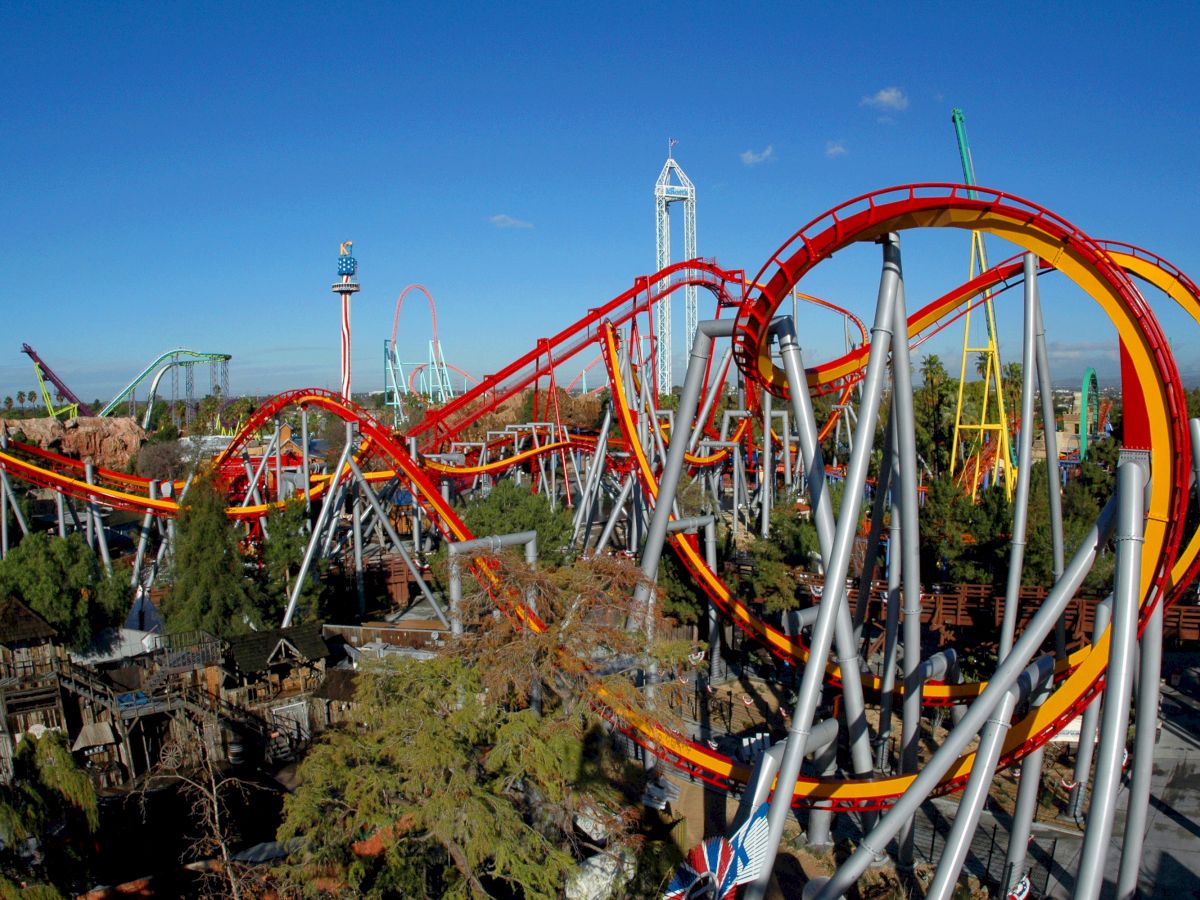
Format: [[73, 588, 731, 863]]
[[656, 551, 707, 624], [0, 532, 126, 650], [916, 354, 954, 474], [0, 729, 99, 897], [135, 439, 185, 481], [278, 553, 684, 899], [457, 479, 574, 567], [731, 507, 821, 614], [257, 498, 323, 623], [918, 474, 1000, 584], [162, 476, 264, 637], [279, 657, 581, 898]]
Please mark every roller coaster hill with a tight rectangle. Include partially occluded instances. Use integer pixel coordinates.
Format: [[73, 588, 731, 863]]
[[5, 182, 1200, 898]]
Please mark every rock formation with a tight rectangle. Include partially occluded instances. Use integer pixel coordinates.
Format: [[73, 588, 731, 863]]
[[1, 416, 144, 470]]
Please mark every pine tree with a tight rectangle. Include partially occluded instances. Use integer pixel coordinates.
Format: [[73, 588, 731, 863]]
[[257, 498, 323, 623], [162, 476, 263, 637]]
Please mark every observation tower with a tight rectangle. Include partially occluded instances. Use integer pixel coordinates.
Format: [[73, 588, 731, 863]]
[[654, 140, 697, 391], [332, 241, 361, 401]]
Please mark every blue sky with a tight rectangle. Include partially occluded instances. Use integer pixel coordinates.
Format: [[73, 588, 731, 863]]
[[3, 1, 1199, 405]]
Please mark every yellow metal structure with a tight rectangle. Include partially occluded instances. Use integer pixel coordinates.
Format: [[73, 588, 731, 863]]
[[949, 229, 1014, 499], [949, 109, 1013, 500], [31, 361, 78, 421]]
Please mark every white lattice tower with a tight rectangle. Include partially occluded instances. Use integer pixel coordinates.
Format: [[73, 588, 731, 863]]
[[654, 143, 697, 391]]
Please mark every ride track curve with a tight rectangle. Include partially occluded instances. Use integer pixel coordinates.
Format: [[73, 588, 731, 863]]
[[3, 185, 1199, 813]]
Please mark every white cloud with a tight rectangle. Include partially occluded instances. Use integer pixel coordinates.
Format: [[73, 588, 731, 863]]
[[860, 86, 909, 111], [489, 214, 533, 229], [1045, 341, 1120, 372], [739, 145, 775, 166], [825, 140, 847, 159]]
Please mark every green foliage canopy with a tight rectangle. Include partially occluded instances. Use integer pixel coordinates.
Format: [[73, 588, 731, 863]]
[[0, 730, 98, 897], [0, 532, 125, 650], [161, 476, 265, 637]]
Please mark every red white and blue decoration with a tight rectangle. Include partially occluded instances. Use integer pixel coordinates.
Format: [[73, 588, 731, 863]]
[[1006, 870, 1032, 900], [663, 802, 770, 899]]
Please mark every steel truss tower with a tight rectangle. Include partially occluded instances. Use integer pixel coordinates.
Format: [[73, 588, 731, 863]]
[[654, 143, 697, 391], [949, 109, 1014, 500]]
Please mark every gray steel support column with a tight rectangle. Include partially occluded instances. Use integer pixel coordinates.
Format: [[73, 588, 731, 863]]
[[240, 453, 270, 538], [352, 489, 366, 618], [592, 473, 635, 558], [408, 436, 423, 555], [131, 481, 158, 589], [888, 260, 923, 866], [731, 718, 839, 832], [806, 723, 841, 848], [345, 456, 450, 628], [1003, 677, 1051, 895], [0, 432, 29, 544], [85, 464, 94, 548], [66, 494, 85, 535], [1034, 298, 1066, 658], [345, 424, 362, 619], [1116, 577, 1162, 899], [273, 418, 283, 502], [163, 480, 177, 562], [572, 406, 611, 547], [633, 320, 735, 615], [855, 409, 893, 638], [925, 657, 1054, 900], [998, 254, 1041, 660], [1115, 428, 1189, 898], [1066, 594, 1113, 819], [760, 387, 773, 539], [282, 430, 356, 627], [85, 461, 112, 576], [319, 472, 349, 559], [876, 427, 902, 771], [814, 492, 1117, 899], [747, 237, 901, 900], [732, 448, 746, 538], [1074, 459, 1145, 900], [573, 446, 607, 554], [779, 313, 882, 803], [1005, 290, 1062, 889], [774, 410, 793, 492], [687, 347, 733, 454], [244, 431, 279, 505], [301, 405, 311, 514], [704, 520, 723, 679], [1, 476, 28, 539], [55, 491, 66, 539]]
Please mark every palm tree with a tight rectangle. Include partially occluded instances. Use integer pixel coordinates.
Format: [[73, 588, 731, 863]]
[[3, 396, 12, 413], [16, 390, 25, 409], [975, 352, 990, 381]]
